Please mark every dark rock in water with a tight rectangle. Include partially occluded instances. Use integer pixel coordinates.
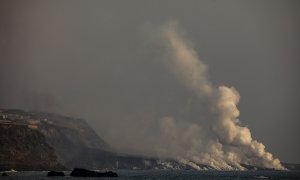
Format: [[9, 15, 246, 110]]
[[70, 168, 118, 177], [47, 171, 65, 176], [2, 173, 8, 176]]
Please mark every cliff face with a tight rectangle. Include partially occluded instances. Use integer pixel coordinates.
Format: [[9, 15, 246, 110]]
[[0, 124, 65, 171], [0, 109, 110, 170], [36, 113, 110, 164]]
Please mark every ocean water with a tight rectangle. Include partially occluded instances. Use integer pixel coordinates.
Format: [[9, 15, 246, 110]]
[[1, 170, 300, 180]]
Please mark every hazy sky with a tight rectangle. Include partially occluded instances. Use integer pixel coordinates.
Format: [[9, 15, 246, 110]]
[[0, 0, 299, 163]]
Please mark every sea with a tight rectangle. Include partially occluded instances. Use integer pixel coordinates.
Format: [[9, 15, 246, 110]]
[[1, 170, 300, 180]]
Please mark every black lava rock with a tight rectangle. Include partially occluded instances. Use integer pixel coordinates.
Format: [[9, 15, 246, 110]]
[[70, 168, 118, 177], [2, 173, 8, 176], [47, 171, 65, 176]]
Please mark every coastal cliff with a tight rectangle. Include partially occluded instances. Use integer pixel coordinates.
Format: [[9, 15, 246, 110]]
[[0, 124, 65, 171], [0, 109, 110, 170]]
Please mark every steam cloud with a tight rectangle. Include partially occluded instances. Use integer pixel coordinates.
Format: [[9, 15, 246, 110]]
[[150, 21, 285, 170]]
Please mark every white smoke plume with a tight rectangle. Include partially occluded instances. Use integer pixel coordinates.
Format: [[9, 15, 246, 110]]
[[150, 21, 285, 170]]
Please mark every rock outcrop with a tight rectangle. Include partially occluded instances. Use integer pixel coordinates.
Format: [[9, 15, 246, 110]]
[[0, 124, 65, 171], [70, 168, 118, 177]]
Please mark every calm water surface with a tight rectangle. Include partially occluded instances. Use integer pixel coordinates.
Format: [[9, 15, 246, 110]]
[[1, 170, 300, 180]]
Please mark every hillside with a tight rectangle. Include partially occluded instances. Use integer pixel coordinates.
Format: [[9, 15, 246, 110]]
[[0, 124, 65, 171], [0, 109, 110, 167], [31, 112, 110, 164]]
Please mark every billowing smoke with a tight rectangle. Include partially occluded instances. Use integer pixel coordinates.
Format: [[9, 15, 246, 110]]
[[150, 21, 285, 170]]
